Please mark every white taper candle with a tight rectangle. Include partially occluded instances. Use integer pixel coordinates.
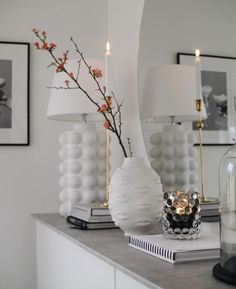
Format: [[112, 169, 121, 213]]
[[195, 49, 202, 100], [105, 42, 111, 96]]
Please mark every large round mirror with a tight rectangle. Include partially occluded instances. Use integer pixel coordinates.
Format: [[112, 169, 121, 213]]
[[138, 0, 236, 198]]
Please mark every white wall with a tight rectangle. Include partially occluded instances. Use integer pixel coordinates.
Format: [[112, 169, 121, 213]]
[[0, 1, 107, 288], [139, 0, 236, 198]]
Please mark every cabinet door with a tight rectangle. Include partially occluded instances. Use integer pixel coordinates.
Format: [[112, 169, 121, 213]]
[[36, 222, 115, 289], [116, 270, 151, 289]]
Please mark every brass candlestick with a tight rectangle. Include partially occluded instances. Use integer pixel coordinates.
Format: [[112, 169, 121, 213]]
[[103, 127, 110, 207], [95, 125, 110, 208], [196, 99, 207, 202]]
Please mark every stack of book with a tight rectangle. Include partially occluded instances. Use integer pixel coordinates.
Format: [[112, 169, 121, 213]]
[[67, 203, 118, 230], [200, 199, 220, 222]]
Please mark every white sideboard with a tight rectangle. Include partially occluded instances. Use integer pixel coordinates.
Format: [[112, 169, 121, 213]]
[[34, 213, 230, 289], [36, 223, 115, 289]]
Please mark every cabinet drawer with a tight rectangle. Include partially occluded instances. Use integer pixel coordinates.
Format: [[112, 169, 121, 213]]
[[116, 269, 151, 289], [36, 222, 115, 289]]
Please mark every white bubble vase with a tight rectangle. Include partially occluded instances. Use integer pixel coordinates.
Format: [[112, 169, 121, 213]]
[[109, 157, 162, 235]]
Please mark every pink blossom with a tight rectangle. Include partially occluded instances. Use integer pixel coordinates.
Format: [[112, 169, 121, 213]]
[[65, 79, 70, 86], [49, 42, 57, 49], [98, 104, 108, 112], [91, 68, 103, 78], [34, 42, 40, 49], [103, 121, 110, 129], [106, 96, 112, 105], [69, 72, 74, 78], [41, 42, 49, 50], [56, 63, 65, 73]]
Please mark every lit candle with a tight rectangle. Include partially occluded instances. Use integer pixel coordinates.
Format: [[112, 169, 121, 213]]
[[105, 42, 111, 96], [176, 197, 188, 215], [195, 49, 202, 100]]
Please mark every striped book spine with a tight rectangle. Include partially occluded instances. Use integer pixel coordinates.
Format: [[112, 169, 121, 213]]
[[128, 236, 175, 263]]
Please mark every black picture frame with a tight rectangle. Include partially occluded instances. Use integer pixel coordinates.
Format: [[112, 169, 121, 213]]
[[0, 41, 29, 145], [178, 52, 236, 146]]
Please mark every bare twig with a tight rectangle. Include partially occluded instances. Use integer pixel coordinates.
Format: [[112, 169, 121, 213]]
[[127, 137, 133, 157], [47, 86, 79, 90]]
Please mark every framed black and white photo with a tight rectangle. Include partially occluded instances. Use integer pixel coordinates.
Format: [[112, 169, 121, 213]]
[[0, 41, 29, 145], [178, 53, 236, 145]]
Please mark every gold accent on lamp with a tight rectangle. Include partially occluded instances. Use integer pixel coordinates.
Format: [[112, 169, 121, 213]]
[[104, 127, 110, 207], [99, 42, 111, 208], [196, 98, 207, 202], [195, 49, 207, 202], [95, 125, 110, 208]]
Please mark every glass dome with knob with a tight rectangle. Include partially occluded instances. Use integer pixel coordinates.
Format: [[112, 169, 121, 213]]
[[213, 144, 236, 285]]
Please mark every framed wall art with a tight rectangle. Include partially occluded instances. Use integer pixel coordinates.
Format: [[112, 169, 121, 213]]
[[178, 52, 236, 145], [0, 41, 29, 145]]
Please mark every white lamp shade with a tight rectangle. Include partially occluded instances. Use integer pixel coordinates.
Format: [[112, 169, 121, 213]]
[[47, 59, 104, 121], [141, 64, 206, 122]]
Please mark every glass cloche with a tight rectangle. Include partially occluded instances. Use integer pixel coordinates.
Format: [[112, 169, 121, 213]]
[[213, 145, 236, 285]]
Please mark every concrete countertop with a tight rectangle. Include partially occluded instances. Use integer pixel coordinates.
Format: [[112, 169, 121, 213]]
[[32, 213, 229, 289]]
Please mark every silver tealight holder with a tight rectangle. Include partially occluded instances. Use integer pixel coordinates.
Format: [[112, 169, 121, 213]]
[[162, 191, 201, 240]]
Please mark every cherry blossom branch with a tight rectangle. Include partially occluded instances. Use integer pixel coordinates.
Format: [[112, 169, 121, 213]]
[[32, 28, 130, 157]]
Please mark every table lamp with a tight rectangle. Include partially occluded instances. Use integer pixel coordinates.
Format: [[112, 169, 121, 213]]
[[141, 64, 207, 193], [47, 59, 107, 217]]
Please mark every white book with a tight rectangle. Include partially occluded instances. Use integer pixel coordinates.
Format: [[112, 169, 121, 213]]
[[71, 203, 112, 222], [200, 201, 220, 210], [129, 233, 220, 264], [200, 209, 220, 216], [72, 203, 111, 216], [70, 209, 113, 223]]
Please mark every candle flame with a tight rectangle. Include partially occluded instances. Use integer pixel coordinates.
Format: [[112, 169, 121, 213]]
[[195, 49, 200, 58], [106, 42, 111, 52]]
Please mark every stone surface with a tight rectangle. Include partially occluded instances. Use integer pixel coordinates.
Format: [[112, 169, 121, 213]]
[[32, 213, 231, 289]]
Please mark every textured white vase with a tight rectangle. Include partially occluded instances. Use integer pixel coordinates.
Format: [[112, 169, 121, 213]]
[[109, 157, 162, 235], [58, 123, 107, 217], [150, 125, 198, 192]]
